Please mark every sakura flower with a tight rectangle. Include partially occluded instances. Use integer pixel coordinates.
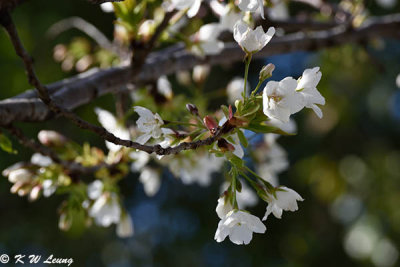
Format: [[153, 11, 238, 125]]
[[237, 0, 265, 19], [100, 2, 114, 13], [130, 150, 150, 172], [218, 5, 243, 32], [134, 106, 164, 145], [216, 196, 233, 219], [89, 193, 121, 227], [95, 108, 130, 152], [87, 180, 104, 200], [263, 186, 304, 220], [192, 23, 224, 56], [31, 153, 53, 167], [215, 210, 266, 245], [263, 77, 305, 122], [296, 67, 325, 118], [42, 179, 57, 197], [167, 0, 202, 18], [7, 169, 32, 184], [116, 213, 134, 238], [166, 152, 224, 186], [229, 133, 244, 158], [157, 75, 173, 100], [226, 77, 249, 104], [233, 20, 275, 54], [139, 167, 161, 197]]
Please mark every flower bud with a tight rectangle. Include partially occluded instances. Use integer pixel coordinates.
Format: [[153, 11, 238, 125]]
[[193, 65, 210, 84], [217, 138, 235, 152], [38, 130, 67, 146], [29, 185, 42, 202], [138, 20, 156, 42], [259, 63, 275, 81], [203, 116, 218, 134], [176, 71, 192, 86], [59, 212, 72, 231], [8, 169, 32, 184], [186, 103, 199, 116]]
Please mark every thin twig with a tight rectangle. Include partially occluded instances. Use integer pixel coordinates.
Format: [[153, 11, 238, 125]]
[[47, 17, 115, 52], [4, 124, 108, 175], [1, 10, 233, 156]]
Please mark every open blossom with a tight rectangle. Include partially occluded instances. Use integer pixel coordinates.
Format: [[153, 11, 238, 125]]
[[215, 210, 266, 245], [139, 167, 161, 197], [95, 108, 130, 151], [42, 179, 57, 197], [87, 180, 104, 200], [263, 77, 305, 122], [167, 0, 202, 18], [217, 4, 243, 32], [216, 196, 233, 219], [296, 67, 325, 118], [192, 23, 224, 56], [116, 213, 134, 238], [166, 152, 224, 186], [237, 0, 265, 19], [134, 106, 164, 145], [89, 193, 121, 227], [263, 186, 304, 220], [226, 77, 249, 104], [234, 20, 275, 54]]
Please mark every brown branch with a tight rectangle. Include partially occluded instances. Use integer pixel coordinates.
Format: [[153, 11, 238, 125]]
[[1, 14, 399, 126], [4, 124, 106, 175], [2, 10, 214, 156]]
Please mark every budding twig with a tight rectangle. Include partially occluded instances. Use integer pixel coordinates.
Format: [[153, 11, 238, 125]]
[[0, 10, 234, 159]]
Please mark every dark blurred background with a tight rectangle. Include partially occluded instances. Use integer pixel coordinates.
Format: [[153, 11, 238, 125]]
[[1, 0, 400, 266]]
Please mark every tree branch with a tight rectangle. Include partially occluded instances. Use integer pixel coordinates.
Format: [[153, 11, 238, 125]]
[[3, 124, 108, 175], [1, 14, 399, 126]]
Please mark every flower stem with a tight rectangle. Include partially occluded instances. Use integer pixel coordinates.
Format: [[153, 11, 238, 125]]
[[243, 53, 252, 99], [250, 80, 263, 97]]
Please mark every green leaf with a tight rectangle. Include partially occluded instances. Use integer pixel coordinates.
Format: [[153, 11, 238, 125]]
[[228, 155, 244, 168], [0, 133, 17, 154], [221, 105, 230, 119], [236, 129, 248, 148]]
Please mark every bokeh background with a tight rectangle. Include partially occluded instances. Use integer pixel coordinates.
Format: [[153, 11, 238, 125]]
[[1, 0, 400, 266]]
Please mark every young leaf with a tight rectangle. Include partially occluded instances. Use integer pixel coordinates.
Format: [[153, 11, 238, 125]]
[[236, 129, 248, 148], [0, 134, 17, 154]]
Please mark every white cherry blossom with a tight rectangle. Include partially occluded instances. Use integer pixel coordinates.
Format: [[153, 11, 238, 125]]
[[7, 169, 32, 184], [215, 210, 266, 245], [89, 193, 121, 227], [226, 77, 249, 104], [87, 180, 104, 200], [237, 0, 265, 19], [95, 108, 130, 152], [167, 0, 202, 18], [263, 186, 304, 220], [139, 167, 161, 197], [157, 76, 173, 100], [192, 23, 224, 56], [31, 153, 53, 167], [216, 196, 233, 219], [42, 180, 57, 197], [234, 20, 275, 54], [166, 152, 224, 186], [263, 77, 305, 122], [100, 2, 114, 13], [116, 213, 134, 238], [134, 106, 164, 145], [296, 67, 325, 118]]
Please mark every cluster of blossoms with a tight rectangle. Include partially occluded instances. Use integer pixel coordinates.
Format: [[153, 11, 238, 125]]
[[2, 0, 325, 245]]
